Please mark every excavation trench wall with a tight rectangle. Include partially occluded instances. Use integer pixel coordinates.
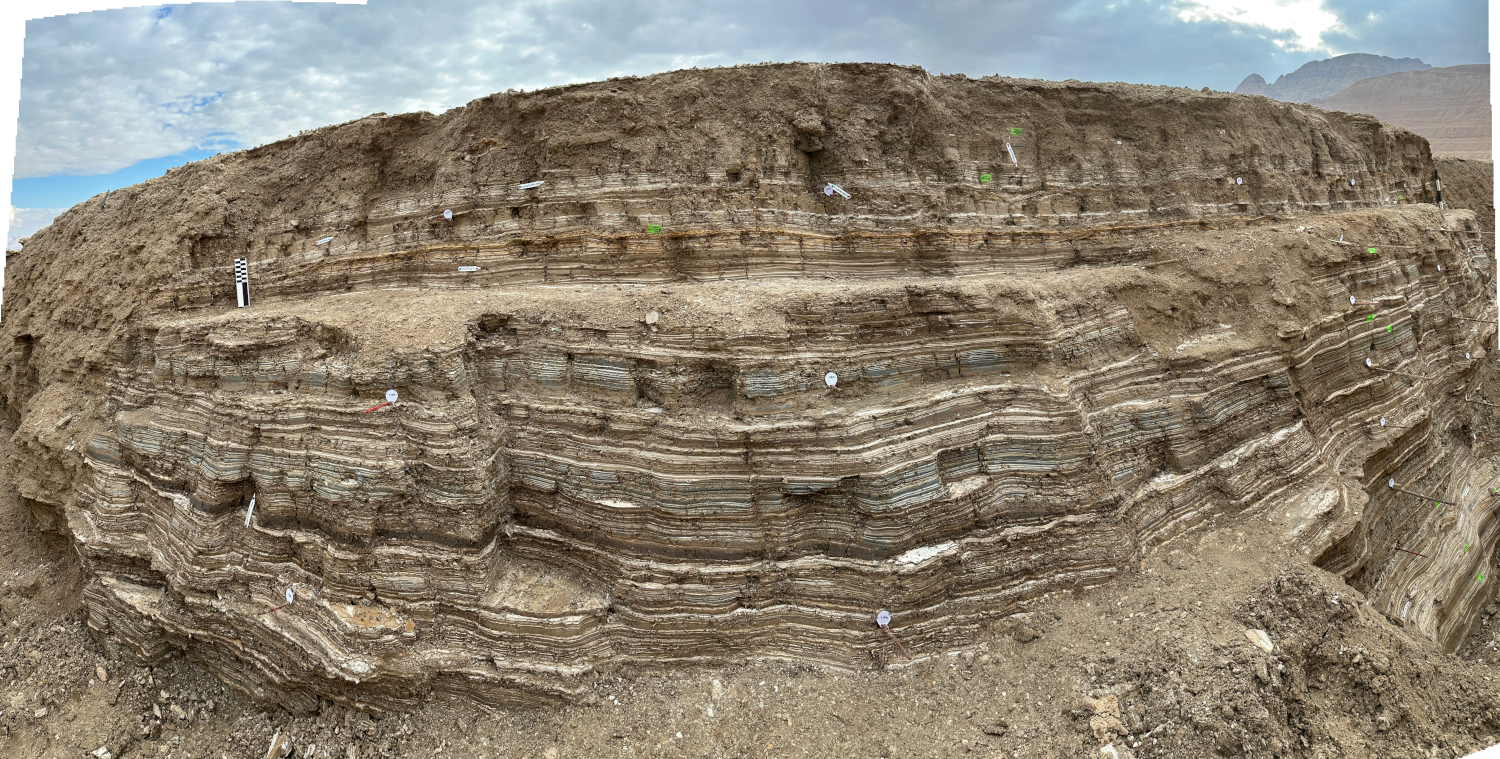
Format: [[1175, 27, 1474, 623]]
[[1, 62, 1493, 713]]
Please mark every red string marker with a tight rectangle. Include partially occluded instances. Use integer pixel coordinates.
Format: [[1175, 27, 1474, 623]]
[[1387, 478, 1458, 506], [259, 588, 295, 616], [1376, 417, 1413, 429], [1349, 296, 1380, 307], [1394, 546, 1429, 559], [363, 389, 399, 413], [876, 610, 912, 660]]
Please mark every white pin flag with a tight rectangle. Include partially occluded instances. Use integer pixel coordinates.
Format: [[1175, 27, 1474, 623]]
[[1005, 143, 1018, 166], [518, 181, 544, 190]]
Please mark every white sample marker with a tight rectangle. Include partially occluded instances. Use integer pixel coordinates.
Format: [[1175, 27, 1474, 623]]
[[234, 258, 250, 308], [385, 389, 399, 404], [1438, 264, 1443, 271], [444, 209, 453, 220], [1236, 177, 1243, 185], [1005, 143, 1018, 166], [1468, 352, 1473, 360], [825, 372, 838, 388], [285, 588, 295, 605], [518, 180, 544, 190], [1365, 358, 1373, 367], [1465, 486, 1472, 497], [1349, 296, 1357, 305], [315, 237, 334, 246], [243, 495, 256, 527], [824, 183, 851, 199], [645, 310, 659, 325], [1350, 179, 1356, 186], [1380, 417, 1387, 427], [1388, 478, 1396, 489], [458, 266, 480, 272], [876, 610, 891, 627]]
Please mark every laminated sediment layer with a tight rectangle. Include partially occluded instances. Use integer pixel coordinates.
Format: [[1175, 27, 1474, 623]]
[[1, 62, 1493, 713]]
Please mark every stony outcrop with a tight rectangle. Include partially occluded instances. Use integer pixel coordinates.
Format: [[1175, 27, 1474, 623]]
[[1236, 53, 1431, 103], [1, 62, 1493, 715], [1310, 65, 1492, 159]]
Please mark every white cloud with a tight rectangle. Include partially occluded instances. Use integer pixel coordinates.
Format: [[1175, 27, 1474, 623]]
[[1173, 0, 1343, 52], [5, 207, 67, 250]]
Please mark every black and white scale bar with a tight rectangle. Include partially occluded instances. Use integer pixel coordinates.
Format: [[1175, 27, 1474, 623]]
[[234, 258, 250, 308]]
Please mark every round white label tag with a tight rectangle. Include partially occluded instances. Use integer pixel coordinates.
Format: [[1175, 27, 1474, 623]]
[[1236, 177, 1242, 185], [385, 389, 398, 403], [876, 610, 891, 627], [444, 209, 453, 220], [825, 372, 838, 387], [1380, 417, 1387, 426], [1349, 296, 1356, 304]]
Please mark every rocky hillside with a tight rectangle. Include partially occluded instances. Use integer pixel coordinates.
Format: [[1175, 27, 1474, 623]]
[[1310, 65, 1492, 159], [1, 62, 1493, 738], [1236, 53, 1430, 103]]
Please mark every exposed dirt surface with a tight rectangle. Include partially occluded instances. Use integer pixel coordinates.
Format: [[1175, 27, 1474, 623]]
[[2, 62, 1498, 759], [6, 442, 1500, 759]]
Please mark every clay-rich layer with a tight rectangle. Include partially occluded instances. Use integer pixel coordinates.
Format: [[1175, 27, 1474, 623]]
[[1, 63, 1494, 714]]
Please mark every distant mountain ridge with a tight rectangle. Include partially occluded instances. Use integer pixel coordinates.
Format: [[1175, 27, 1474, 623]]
[[1236, 53, 1430, 103], [1309, 65, 1491, 159]]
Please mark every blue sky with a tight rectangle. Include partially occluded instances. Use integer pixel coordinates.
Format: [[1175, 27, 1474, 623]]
[[5, 0, 1491, 249]]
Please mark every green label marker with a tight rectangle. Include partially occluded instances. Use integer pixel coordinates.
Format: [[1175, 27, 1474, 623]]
[[1387, 325, 1393, 333], [647, 225, 662, 234], [1368, 247, 1378, 255], [980, 173, 992, 183], [1480, 572, 1486, 583], [1010, 127, 1022, 135], [1366, 314, 1375, 322]]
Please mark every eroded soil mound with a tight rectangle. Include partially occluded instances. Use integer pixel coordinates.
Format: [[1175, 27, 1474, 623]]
[[1, 62, 1497, 758]]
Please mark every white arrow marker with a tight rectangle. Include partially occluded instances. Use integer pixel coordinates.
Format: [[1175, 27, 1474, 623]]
[[458, 266, 480, 272], [1005, 143, 1018, 166], [824, 183, 851, 199], [518, 181, 544, 190], [243, 495, 256, 527], [315, 237, 334, 246]]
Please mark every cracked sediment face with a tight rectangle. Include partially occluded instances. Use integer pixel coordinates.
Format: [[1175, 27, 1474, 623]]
[[2, 62, 1494, 713]]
